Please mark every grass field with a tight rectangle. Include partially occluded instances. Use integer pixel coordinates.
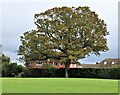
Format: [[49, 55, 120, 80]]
[[2, 78, 118, 93]]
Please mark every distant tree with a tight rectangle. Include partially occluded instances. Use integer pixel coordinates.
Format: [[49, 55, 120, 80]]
[[1, 54, 11, 76], [0, 44, 2, 56], [1, 54, 24, 77], [18, 6, 109, 78], [1, 54, 10, 63], [0, 45, 2, 76], [9, 62, 19, 76], [17, 65, 24, 73]]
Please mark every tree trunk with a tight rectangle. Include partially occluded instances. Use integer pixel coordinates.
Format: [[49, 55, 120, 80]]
[[65, 62, 70, 78]]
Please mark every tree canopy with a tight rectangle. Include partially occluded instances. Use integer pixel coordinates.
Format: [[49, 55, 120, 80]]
[[1, 54, 24, 77], [1, 54, 10, 63], [18, 6, 109, 77]]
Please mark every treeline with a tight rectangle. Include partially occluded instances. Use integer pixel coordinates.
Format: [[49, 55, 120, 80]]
[[2, 62, 25, 77], [1, 54, 25, 77]]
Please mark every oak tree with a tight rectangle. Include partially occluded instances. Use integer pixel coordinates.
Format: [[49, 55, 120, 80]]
[[18, 6, 109, 78]]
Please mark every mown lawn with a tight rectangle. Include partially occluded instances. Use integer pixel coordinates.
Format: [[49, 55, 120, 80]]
[[2, 78, 118, 93]]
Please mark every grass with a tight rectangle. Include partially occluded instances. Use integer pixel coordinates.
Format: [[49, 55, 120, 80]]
[[2, 78, 118, 93]]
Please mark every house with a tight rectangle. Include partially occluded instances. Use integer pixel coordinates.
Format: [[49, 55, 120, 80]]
[[80, 58, 120, 68], [98, 58, 120, 68], [27, 59, 79, 69], [27, 58, 120, 69]]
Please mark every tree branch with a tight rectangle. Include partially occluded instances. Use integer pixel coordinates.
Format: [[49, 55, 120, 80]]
[[58, 47, 67, 55]]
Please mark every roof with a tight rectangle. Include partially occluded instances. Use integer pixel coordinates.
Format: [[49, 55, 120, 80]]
[[81, 64, 100, 68], [99, 58, 120, 64]]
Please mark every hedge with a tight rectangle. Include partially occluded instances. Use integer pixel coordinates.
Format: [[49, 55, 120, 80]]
[[22, 68, 120, 79]]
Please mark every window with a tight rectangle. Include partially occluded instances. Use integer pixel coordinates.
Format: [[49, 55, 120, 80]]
[[53, 62, 54, 65], [74, 64, 76, 67], [111, 62, 115, 65], [39, 61, 42, 64], [36, 60, 42, 66], [70, 64, 72, 67], [54, 63, 57, 66], [36, 60, 39, 64], [104, 62, 107, 64]]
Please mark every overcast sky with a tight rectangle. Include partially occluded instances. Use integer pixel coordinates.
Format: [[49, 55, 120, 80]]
[[1, 0, 119, 65]]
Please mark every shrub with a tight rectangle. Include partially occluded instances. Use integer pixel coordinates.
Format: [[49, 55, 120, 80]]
[[41, 68, 56, 77], [5, 67, 120, 79]]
